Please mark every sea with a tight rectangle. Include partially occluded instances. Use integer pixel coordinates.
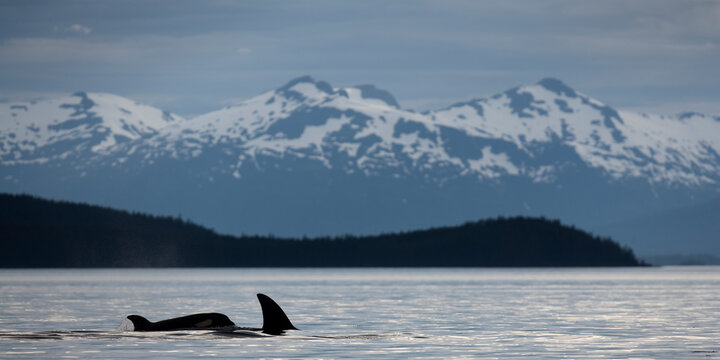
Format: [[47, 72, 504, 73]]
[[0, 267, 718, 359]]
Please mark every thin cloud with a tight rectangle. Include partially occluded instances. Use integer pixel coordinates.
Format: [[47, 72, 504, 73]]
[[54, 24, 92, 36]]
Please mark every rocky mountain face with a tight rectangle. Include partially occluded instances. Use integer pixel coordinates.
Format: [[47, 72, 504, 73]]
[[2, 76, 719, 255]]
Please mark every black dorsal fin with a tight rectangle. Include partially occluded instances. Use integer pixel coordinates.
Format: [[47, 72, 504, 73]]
[[257, 293, 297, 334], [126, 315, 152, 331]]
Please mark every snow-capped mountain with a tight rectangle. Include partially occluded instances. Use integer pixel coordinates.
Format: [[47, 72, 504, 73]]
[[432, 79, 720, 187], [1, 77, 719, 255], [0, 92, 183, 166], [107, 75, 720, 188]]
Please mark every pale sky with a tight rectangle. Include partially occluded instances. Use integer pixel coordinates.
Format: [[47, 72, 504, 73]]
[[1, 0, 718, 117]]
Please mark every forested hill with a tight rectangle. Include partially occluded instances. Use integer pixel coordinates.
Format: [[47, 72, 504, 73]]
[[0, 193, 644, 267]]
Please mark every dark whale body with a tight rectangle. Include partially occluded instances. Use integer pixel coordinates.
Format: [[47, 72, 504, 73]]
[[126, 293, 297, 335], [127, 312, 234, 331]]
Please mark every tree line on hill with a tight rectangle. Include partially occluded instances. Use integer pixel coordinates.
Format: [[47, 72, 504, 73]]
[[0, 193, 644, 267]]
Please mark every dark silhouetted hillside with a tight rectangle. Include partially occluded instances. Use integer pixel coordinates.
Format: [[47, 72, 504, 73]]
[[0, 193, 644, 267]]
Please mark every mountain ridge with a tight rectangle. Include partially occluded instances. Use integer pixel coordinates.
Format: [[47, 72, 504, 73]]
[[101, 75, 720, 187], [3, 76, 719, 188]]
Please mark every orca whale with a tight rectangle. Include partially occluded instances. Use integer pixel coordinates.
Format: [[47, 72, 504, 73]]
[[126, 312, 235, 331], [125, 293, 297, 335]]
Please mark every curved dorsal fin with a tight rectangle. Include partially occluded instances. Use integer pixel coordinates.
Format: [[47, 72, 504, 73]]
[[126, 315, 152, 331], [257, 293, 297, 334]]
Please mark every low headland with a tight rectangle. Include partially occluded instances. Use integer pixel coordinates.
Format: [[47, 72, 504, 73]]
[[0, 193, 644, 267]]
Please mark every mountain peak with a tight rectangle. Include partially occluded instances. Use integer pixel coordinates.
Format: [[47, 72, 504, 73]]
[[353, 84, 400, 108], [63, 91, 96, 115], [273, 76, 401, 108], [279, 75, 315, 88], [537, 78, 577, 98], [278, 75, 333, 94]]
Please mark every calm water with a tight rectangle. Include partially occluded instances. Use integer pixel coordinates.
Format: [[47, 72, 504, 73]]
[[0, 267, 718, 359]]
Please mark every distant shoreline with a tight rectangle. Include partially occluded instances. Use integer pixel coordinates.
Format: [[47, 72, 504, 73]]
[[1, 193, 645, 268]]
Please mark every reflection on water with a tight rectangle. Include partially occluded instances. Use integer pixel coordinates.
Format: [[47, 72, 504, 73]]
[[1, 267, 719, 359]]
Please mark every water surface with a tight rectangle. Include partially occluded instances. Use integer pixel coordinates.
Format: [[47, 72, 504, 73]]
[[1, 267, 718, 358]]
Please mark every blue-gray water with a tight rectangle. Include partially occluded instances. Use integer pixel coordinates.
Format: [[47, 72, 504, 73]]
[[1, 267, 718, 359]]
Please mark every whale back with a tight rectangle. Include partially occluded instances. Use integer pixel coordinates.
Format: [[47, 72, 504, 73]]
[[126, 313, 235, 331], [257, 293, 297, 334]]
